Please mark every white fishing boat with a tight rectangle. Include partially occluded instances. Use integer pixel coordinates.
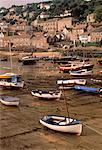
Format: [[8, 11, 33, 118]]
[[57, 79, 86, 85], [0, 43, 24, 89], [39, 89, 83, 135], [40, 115, 82, 135], [31, 90, 61, 99], [59, 62, 94, 73], [0, 73, 24, 88], [69, 69, 93, 76], [0, 96, 20, 106]]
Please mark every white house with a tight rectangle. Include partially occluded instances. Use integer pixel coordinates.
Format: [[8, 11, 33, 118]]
[[79, 33, 91, 43], [38, 2, 52, 10], [0, 32, 4, 38], [39, 12, 49, 19]]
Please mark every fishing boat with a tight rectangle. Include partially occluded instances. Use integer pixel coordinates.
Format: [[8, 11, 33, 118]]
[[57, 79, 86, 90], [0, 96, 20, 106], [57, 79, 86, 85], [31, 90, 61, 99], [21, 56, 38, 65], [74, 85, 102, 94], [0, 43, 24, 89], [39, 88, 82, 135], [40, 115, 82, 135], [69, 69, 93, 76], [59, 62, 94, 73], [52, 56, 78, 64], [0, 73, 24, 88], [59, 63, 82, 73]]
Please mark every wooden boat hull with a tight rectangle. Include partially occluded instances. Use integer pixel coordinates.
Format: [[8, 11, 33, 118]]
[[59, 63, 94, 73], [22, 57, 37, 65], [40, 115, 82, 135], [74, 85, 102, 94], [69, 70, 93, 76], [57, 79, 86, 85], [59, 66, 81, 72], [0, 81, 24, 88], [0, 73, 24, 88], [31, 90, 61, 99], [0, 96, 20, 106]]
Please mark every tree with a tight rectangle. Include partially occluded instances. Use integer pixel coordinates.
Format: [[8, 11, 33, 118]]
[[95, 5, 102, 22]]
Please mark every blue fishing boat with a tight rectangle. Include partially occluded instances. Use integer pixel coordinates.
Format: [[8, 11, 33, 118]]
[[74, 85, 102, 94]]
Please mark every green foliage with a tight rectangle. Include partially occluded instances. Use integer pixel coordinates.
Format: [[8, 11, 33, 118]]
[[95, 5, 102, 22], [1, 0, 102, 22], [76, 41, 102, 47], [51, 0, 102, 21]]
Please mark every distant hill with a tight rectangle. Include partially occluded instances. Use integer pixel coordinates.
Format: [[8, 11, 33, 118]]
[[0, 0, 102, 22], [50, 0, 102, 21]]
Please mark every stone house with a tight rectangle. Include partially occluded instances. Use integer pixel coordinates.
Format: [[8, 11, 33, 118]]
[[90, 26, 102, 42], [38, 18, 58, 34], [58, 17, 73, 31], [36, 17, 73, 34], [79, 33, 91, 43], [0, 32, 49, 49], [31, 32, 49, 49], [9, 21, 33, 32], [0, 35, 30, 48], [70, 24, 87, 41], [62, 26, 72, 40], [87, 13, 95, 23]]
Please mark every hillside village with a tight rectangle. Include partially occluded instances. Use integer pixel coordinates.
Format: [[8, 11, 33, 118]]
[[0, 2, 102, 149], [0, 0, 102, 53]]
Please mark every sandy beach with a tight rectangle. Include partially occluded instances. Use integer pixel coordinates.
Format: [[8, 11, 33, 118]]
[[0, 53, 102, 150]]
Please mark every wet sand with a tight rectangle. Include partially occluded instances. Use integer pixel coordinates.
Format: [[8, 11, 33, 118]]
[[0, 56, 102, 150]]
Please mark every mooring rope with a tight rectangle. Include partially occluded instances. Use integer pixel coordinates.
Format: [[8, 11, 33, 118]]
[[83, 123, 102, 136]]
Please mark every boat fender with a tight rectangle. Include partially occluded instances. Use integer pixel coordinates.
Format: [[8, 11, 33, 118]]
[[39, 91, 42, 94]]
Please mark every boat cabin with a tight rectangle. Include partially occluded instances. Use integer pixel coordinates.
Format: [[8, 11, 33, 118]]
[[0, 74, 22, 83]]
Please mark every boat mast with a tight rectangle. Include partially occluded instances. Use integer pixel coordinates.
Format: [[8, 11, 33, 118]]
[[9, 42, 13, 73], [63, 90, 70, 117], [61, 84, 70, 122]]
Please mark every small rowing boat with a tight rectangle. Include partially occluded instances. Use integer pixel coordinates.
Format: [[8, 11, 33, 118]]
[[0, 73, 24, 89], [57, 79, 86, 85], [69, 69, 93, 76], [40, 115, 82, 135], [31, 90, 61, 99], [0, 96, 20, 106], [74, 85, 102, 94]]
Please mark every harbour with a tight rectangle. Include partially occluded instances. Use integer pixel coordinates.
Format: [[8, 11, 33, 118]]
[[0, 53, 102, 149]]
